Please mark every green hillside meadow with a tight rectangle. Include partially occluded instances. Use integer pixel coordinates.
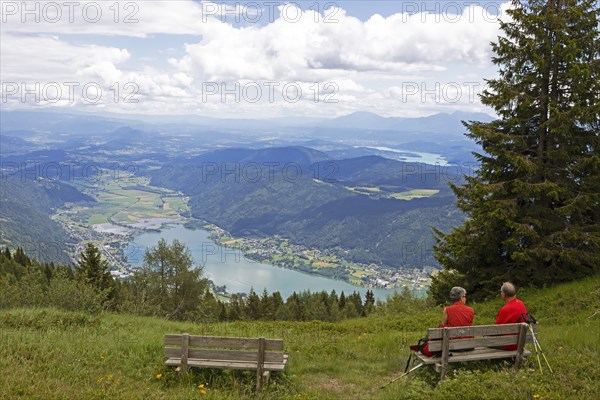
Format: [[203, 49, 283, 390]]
[[1, 275, 599, 400]]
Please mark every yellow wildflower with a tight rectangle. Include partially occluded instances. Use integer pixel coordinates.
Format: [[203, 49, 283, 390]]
[[107, 374, 113, 380], [156, 373, 163, 379], [533, 395, 540, 399]]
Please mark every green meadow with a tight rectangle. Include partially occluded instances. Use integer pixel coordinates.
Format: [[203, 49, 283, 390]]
[[62, 175, 188, 227], [1, 276, 598, 399]]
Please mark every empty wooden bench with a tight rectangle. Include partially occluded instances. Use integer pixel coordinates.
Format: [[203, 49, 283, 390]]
[[415, 323, 537, 380], [164, 333, 288, 391]]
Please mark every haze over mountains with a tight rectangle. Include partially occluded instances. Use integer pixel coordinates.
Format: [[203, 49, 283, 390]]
[[1, 109, 493, 136], [1, 109, 490, 266]]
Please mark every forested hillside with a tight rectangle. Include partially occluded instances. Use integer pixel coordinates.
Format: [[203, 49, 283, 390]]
[[0, 176, 93, 263], [149, 149, 464, 268]]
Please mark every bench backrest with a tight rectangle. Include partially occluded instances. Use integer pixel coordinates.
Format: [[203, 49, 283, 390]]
[[164, 334, 285, 363], [426, 323, 536, 352]]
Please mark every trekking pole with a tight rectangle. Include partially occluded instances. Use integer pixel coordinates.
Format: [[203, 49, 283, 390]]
[[530, 328, 553, 373], [526, 323, 544, 372], [522, 313, 553, 374], [403, 351, 413, 373], [380, 363, 424, 389]]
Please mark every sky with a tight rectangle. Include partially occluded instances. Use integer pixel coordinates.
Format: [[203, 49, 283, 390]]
[[0, 0, 511, 118]]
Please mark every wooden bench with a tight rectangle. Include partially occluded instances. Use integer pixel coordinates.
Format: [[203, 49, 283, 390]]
[[164, 333, 288, 391], [414, 323, 537, 380]]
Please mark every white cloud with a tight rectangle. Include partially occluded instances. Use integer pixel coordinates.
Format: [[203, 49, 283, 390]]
[[0, 1, 509, 117], [174, 3, 506, 82], [0, 33, 130, 81], [0, 0, 208, 37]]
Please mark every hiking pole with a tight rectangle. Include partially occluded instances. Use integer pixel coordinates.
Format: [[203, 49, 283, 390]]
[[522, 313, 543, 372], [403, 351, 413, 373], [380, 363, 424, 389], [527, 323, 544, 372], [522, 313, 553, 374], [530, 328, 553, 373]]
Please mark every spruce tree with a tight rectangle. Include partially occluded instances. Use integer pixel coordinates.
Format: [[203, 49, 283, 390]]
[[260, 288, 275, 320], [364, 290, 375, 316], [434, 0, 600, 298], [245, 288, 261, 320], [227, 294, 242, 321], [77, 243, 113, 293], [14, 247, 30, 267]]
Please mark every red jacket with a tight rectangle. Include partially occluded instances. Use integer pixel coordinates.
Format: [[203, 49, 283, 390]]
[[443, 301, 474, 327], [496, 298, 528, 350], [420, 302, 474, 356]]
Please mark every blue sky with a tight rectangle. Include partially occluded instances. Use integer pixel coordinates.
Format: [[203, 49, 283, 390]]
[[0, 0, 509, 118]]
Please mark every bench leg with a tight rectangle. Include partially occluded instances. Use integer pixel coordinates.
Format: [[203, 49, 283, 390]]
[[440, 328, 450, 381], [440, 364, 448, 381], [514, 324, 528, 369], [256, 337, 266, 392], [180, 333, 190, 375], [256, 370, 264, 392]]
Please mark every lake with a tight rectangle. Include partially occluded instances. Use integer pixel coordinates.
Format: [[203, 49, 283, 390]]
[[355, 146, 450, 166], [125, 224, 399, 301]]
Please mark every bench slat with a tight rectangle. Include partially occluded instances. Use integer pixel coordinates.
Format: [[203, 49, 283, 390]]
[[416, 348, 532, 365], [427, 324, 536, 339], [164, 335, 284, 350], [165, 357, 287, 371], [164, 347, 284, 363], [427, 334, 533, 351]]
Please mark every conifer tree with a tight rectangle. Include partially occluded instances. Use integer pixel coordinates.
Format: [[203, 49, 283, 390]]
[[339, 291, 346, 309], [363, 290, 375, 316], [260, 288, 275, 320], [14, 247, 30, 267], [348, 292, 363, 315], [245, 288, 261, 320], [434, 0, 600, 298], [77, 243, 113, 293], [271, 291, 284, 316], [228, 294, 242, 320], [140, 239, 207, 320]]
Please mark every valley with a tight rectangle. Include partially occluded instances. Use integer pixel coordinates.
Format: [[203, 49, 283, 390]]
[[50, 172, 429, 295], [1, 109, 481, 297]]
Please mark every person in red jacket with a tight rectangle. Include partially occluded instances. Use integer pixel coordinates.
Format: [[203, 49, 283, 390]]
[[441, 286, 474, 328], [496, 282, 528, 350], [420, 286, 474, 356]]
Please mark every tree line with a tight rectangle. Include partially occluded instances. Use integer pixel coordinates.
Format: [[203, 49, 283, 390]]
[[0, 242, 427, 322]]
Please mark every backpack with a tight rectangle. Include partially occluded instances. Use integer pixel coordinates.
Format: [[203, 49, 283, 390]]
[[409, 337, 429, 352]]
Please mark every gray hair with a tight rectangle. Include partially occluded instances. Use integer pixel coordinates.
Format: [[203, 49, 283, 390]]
[[501, 282, 517, 297], [449, 286, 467, 302]]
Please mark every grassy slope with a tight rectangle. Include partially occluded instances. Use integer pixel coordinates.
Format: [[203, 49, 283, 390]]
[[1, 276, 599, 400]]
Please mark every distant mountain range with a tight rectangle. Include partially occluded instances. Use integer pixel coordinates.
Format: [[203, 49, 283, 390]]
[[321, 111, 494, 133], [1, 109, 492, 165], [1, 109, 493, 136]]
